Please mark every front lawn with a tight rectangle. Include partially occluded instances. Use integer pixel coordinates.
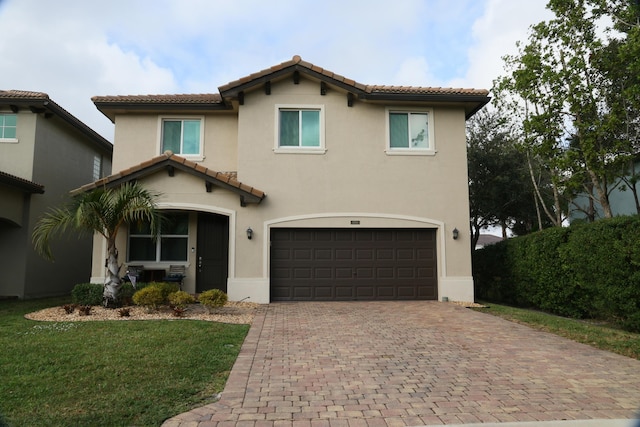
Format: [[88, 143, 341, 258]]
[[0, 297, 249, 427], [473, 302, 640, 360]]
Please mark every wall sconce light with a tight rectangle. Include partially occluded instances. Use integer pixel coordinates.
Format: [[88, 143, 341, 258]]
[[452, 228, 459, 240], [246, 227, 253, 240]]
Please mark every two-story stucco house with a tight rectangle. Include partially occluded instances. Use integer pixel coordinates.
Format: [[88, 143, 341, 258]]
[[81, 56, 489, 304], [0, 90, 113, 299]]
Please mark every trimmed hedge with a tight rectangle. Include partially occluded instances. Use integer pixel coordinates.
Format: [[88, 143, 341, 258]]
[[71, 283, 104, 306], [473, 216, 640, 332]]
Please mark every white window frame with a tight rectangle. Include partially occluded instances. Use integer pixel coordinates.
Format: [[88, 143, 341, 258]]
[[274, 104, 326, 154], [158, 116, 204, 160], [385, 107, 436, 156], [0, 113, 18, 143]]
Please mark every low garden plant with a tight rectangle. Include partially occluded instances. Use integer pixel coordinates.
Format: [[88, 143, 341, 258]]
[[199, 289, 228, 312], [168, 290, 196, 317], [132, 285, 164, 311]]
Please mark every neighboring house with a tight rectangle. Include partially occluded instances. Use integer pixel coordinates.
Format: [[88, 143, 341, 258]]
[[83, 55, 489, 303], [570, 159, 640, 222], [0, 90, 113, 299], [475, 234, 503, 250]]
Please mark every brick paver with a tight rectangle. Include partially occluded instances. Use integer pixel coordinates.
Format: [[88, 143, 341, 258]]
[[163, 302, 640, 426]]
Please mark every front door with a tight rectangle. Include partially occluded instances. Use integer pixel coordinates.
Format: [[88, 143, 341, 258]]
[[196, 213, 229, 293]]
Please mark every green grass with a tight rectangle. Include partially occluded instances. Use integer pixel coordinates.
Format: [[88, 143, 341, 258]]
[[473, 302, 640, 360], [0, 297, 249, 427]]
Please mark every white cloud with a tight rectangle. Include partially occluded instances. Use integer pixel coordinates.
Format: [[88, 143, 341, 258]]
[[0, 0, 556, 141], [449, 0, 553, 91], [391, 57, 438, 87]]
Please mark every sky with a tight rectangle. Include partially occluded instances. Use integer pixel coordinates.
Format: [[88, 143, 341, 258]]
[[0, 0, 553, 142]]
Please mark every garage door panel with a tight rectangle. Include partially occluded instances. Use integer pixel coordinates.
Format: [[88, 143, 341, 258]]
[[397, 248, 416, 261], [377, 267, 395, 279], [315, 267, 333, 279], [356, 248, 374, 260], [356, 286, 375, 298], [335, 249, 353, 260], [293, 286, 312, 299], [355, 267, 373, 279], [335, 268, 353, 279], [271, 228, 437, 301], [314, 286, 333, 299], [315, 248, 332, 260], [294, 268, 312, 279], [335, 286, 355, 299], [294, 249, 312, 260]]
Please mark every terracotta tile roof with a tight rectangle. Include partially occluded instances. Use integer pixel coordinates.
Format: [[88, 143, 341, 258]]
[[367, 85, 488, 96], [92, 55, 490, 119], [72, 151, 265, 206], [91, 93, 223, 104], [219, 55, 489, 98], [0, 90, 49, 100], [0, 170, 45, 194], [0, 90, 112, 151]]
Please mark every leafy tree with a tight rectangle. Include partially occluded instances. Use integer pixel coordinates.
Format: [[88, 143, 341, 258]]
[[494, 0, 639, 221], [467, 109, 543, 246], [32, 182, 163, 305]]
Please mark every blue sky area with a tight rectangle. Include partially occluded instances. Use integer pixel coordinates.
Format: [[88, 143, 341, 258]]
[[0, 0, 551, 140]]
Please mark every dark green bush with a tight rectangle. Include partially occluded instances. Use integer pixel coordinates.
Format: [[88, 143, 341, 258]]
[[71, 283, 103, 306], [473, 216, 640, 332], [117, 283, 136, 306]]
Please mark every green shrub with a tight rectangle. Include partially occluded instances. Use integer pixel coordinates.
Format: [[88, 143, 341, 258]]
[[132, 286, 164, 311], [117, 283, 136, 306], [168, 291, 195, 309], [152, 282, 180, 302], [473, 216, 640, 332], [198, 289, 228, 311], [71, 283, 103, 306]]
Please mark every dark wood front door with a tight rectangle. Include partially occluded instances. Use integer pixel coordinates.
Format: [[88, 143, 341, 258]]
[[270, 228, 438, 301], [196, 213, 229, 293]]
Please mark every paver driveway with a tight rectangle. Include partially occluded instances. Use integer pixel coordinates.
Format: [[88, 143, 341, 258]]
[[163, 302, 640, 426]]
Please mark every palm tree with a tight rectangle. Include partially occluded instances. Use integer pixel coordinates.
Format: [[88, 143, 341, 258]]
[[32, 182, 163, 305]]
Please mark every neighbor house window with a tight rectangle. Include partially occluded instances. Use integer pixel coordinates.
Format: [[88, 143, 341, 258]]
[[0, 113, 17, 141], [93, 155, 102, 181], [161, 118, 202, 156], [386, 109, 435, 155], [275, 105, 325, 153], [128, 213, 188, 262]]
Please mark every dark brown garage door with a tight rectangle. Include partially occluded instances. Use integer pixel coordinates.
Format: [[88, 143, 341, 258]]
[[270, 228, 437, 301]]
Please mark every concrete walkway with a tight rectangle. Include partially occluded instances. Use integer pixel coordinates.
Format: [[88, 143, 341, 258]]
[[163, 302, 640, 426]]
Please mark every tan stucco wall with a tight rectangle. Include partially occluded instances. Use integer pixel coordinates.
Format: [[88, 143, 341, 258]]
[[111, 113, 238, 173], [234, 78, 473, 300], [90, 76, 475, 302]]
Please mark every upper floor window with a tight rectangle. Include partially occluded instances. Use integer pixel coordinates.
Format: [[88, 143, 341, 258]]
[[386, 109, 435, 155], [128, 212, 188, 262], [0, 113, 17, 141], [161, 118, 202, 156], [275, 105, 325, 154]]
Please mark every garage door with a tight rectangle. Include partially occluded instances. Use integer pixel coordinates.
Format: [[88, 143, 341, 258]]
[[270, 228, 437, 301]]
